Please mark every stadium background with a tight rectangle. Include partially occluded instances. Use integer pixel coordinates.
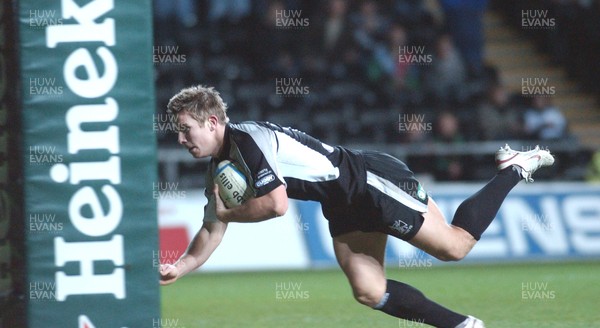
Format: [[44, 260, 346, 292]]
[[2, 0, 600, 327]]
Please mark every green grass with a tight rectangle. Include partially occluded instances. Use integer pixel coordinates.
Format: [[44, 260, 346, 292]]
[[161, 261, 600, 327]]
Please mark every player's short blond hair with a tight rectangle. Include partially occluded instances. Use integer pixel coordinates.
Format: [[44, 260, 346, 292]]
[[167, 85, 230, 124]]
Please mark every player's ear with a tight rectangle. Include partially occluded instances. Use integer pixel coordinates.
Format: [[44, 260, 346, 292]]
[[206, 115, 218, 131]]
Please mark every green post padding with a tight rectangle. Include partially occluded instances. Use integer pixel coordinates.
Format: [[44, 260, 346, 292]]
[[19, 0, 160, 326]]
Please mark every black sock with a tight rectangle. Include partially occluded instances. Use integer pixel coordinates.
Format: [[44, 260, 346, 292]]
[[374, 279, 467, 328], [452, 166, 522, 240]]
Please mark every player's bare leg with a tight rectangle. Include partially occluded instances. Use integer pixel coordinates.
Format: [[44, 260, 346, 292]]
[[333, 231, 479, 327], [333, 231, 387, 307], [409, 199, 475, 261], [332, 145, 554, 327], [411, 144, 555, 261]]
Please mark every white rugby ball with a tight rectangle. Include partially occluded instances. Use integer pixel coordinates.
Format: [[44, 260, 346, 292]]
[[215, 160, 253, 208]]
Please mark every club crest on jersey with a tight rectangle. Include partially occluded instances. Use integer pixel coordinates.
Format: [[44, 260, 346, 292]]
[[390, 219, 413, 235], [255, 174, 275, 188], [417, 184, 427, 201]]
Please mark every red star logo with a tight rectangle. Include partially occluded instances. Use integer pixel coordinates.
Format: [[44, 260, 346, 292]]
[[78, 315, 95, 328]]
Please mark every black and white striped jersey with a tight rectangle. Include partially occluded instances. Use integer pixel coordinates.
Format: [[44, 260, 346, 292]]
[[203, 121, 367, 222]]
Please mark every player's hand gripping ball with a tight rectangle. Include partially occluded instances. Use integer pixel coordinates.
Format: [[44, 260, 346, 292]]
[[215, 160, 253, 208]]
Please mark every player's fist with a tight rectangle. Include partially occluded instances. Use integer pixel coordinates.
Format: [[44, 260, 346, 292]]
[[159, 263, 179, 285], [213, 184, 229, 222]]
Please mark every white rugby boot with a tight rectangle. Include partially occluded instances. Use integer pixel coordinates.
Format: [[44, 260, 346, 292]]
[[495, 144, 555, 183], [455, 315, 486, 328]]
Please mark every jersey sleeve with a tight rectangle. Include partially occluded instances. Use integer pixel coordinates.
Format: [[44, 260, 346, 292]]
[[230, 124, 285, 198]]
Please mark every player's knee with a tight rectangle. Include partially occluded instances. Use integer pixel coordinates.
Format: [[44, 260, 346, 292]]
[[351, 283, 386, 307], [435, 247, 468, 262], [444, 249, 468, 262]]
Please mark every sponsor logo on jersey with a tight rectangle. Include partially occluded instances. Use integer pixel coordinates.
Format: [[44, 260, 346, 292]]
[[255, 174, 276, 188]]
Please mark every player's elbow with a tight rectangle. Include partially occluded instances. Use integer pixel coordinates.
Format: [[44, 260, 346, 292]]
[[271, 199, 288, 218], [266, 185, 288, 218]]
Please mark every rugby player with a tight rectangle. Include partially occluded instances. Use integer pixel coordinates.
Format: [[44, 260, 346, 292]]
[[159, 85, 554, 328]]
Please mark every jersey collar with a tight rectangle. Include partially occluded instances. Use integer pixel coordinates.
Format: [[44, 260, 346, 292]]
[[214, 123, 232, 162]]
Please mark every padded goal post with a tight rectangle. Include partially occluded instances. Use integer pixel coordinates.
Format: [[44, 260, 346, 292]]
[[1, 0, 25, 327], [18, 0, 160, 326]]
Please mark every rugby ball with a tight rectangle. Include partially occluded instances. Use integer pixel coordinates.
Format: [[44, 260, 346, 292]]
[[215, 160, 253, 208]]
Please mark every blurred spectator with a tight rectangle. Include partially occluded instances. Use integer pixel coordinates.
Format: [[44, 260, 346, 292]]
[[434, 110, 465, 143], [315, 0, 354, 61], [422, 0, 446, 27], [154, 0, 198, 29], [352, 0, 390, 44], [399, 126, 431, 144], [381, 24, 423, 107], [523, 96, 567, 140], [476, 83, 524, 140], [385, 24, 410, 82], [306, 0, 358, 81], [394, 0, 440, 27], [396, 108, 432, 144], [433, 111, 467, 180], [438, 0, 489, 77], [154, 0, 198, 45], [351, 0, 390, 72], [272, 50, 301, 77], [249, 0, 299, 79], [422, 33, 467, 105], [208, 0, 251, 25]]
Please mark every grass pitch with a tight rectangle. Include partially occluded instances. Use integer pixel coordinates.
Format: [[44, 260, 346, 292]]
[[161, 261, 600, 327]]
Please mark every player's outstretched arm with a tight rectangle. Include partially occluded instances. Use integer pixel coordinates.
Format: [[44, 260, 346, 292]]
[[159, 219, 228, 285], [214, 184, 288, 223]]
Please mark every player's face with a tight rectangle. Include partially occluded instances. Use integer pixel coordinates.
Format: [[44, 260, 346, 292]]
[[176, 111, 219, 158]]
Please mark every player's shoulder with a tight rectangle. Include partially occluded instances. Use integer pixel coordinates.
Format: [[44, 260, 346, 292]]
[[228, 121, 280, 145], [229, 121, 281, 135]]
